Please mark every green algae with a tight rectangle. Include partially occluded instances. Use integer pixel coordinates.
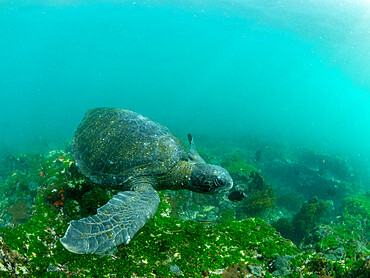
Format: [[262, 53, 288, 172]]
[[0, 150, 368, 277], [273, 197, 330, 243], [238, 182, 276, 216], [272, 192, 370, 277], [0, 150, 297, 276], [0, 195, 299, 276], [222, 153, 258, 182], [0, 153, 45, 229], [222, 153, 276, 217], [341, 193, 370, 236]]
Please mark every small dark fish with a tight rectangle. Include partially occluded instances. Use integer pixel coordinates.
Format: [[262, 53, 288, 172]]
[[228, 190, 245, 202], [187, 133, 193, 143]]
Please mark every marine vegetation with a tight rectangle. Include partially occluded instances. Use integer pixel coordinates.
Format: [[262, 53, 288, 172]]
[[222, 153, 258, 183], [0, 149, 368, 277], [6, 199, 31, 226], [273, 197, 330, 243], [0, 150, 291, 276], [238, 171, 276, 216], [254, 147, 360, 213], [222, 153, 276, 218], [272, 192, 370, 277]]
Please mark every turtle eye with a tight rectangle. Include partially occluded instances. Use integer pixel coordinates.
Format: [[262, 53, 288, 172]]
[[214, 176, 225, 186]]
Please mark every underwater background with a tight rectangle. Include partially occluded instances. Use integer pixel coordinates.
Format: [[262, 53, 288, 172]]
[[0, 0, 369, 158], [0, 0, 369, 277]]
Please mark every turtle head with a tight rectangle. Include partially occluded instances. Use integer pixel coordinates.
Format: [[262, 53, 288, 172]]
[[188, 163, 233, 193]]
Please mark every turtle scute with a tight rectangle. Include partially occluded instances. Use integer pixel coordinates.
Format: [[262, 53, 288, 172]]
[[72, 108, 188, 186]]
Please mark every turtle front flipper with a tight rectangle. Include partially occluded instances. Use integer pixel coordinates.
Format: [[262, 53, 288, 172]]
[[60, 184, 160, 255]]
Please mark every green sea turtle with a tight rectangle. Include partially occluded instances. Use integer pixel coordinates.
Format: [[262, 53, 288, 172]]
[[60, 107, 233, 254]]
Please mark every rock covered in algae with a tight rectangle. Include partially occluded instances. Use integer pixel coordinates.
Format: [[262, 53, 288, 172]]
[[0, 149, 368, 277]]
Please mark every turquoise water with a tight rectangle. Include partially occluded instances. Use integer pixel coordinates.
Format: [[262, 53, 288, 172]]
[[0, 1, 369, 274], [0, 0, 369, 159]]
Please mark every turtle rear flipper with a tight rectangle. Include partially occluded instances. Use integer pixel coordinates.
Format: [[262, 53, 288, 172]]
[[60, 184, 160, 255]]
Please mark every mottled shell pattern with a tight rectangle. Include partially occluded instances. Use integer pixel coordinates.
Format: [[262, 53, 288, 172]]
[[72, 108, 188, 187]]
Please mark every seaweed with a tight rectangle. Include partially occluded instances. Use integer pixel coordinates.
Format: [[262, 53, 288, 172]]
[[0, 150, 368, 277]]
